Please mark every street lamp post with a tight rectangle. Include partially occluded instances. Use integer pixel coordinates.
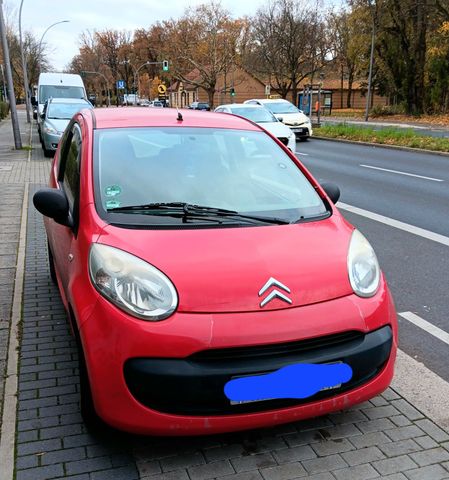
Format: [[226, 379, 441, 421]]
[[38, 20, 70, 70], [82, 71, 110, 107], [0, 0, 22, 148], [19, 0, 31, 123], [135, 61, 153, 100]]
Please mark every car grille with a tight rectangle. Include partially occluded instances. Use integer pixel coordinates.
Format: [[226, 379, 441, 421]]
[[190, 331, 364, 362], [277, 137, 289, 146]]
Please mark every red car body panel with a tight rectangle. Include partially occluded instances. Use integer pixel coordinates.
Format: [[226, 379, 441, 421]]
[[41, 108, 398, 435]]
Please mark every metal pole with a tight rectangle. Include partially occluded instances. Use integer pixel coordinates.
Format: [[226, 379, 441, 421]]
[[0, 63, 5, 101], [0, 0, 22, 148], [365, 3, 375, 122], [38, 20, 70, 72], [19, 0, 31, 123]]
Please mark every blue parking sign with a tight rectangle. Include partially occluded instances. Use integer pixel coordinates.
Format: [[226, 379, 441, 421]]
[[116, 80, 125, 89]]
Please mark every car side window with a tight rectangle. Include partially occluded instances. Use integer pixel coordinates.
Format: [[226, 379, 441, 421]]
[[58, 124, 82, 230]]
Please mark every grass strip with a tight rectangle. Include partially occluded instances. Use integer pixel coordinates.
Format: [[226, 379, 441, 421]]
[[317, 124, 449, 153]]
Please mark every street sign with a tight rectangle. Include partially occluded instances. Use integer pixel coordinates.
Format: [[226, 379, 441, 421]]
[[158, 84, 167, 94], [116, 80, 125, 89]]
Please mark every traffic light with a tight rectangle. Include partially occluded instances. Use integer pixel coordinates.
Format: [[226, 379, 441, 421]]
[[230, 87, 235, 96], [162, 60, 169, 72]]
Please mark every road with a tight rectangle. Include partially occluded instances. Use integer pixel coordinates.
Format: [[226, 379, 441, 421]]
[[295, 139, 449, 384]]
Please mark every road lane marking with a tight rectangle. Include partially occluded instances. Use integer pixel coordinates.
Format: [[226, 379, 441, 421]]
[[399, 312, 449, 346], [360, 164, 443, 182], [338, 202, 449, 247], [295, 151, 309, 156]]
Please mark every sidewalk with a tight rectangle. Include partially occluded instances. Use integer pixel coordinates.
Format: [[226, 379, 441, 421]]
[[1, 110, 449, 480]]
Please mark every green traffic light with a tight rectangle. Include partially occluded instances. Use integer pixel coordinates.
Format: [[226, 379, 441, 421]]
[[162, 60, 169, 72]]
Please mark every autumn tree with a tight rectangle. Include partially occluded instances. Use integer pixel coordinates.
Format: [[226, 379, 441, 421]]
[[160, 2, 241, 108], [328, 8, 366, 108]]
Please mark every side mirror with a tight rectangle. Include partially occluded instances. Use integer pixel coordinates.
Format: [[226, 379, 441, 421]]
[[278, 117, 283, 122], [321, 182, 340, 204], [33, 188, 73, 228]]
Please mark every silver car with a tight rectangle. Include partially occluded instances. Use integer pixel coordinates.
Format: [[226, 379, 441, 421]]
[[41, 98, 93, 157]]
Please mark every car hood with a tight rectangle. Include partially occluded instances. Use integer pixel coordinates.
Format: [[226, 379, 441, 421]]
[[44, 118, 69, 134], [258, 121, 294, 138], [97, 214, 354, 313], [273, 112, 310, 126]]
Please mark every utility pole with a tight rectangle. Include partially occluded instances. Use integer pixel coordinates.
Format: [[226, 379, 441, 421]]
[[0, 0, 22, 148]]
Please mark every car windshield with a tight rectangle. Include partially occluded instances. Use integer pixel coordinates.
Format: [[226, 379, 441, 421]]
[[94, 127, 327, 226], [47, 103, 89, 120], [39, 85, 85, 104], [266, 102, 300, 114], [230, 108, 277, 123], [198, 103, 209, 108]]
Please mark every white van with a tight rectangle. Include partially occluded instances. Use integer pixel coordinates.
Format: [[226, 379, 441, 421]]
[[35, 73, 87, 135]]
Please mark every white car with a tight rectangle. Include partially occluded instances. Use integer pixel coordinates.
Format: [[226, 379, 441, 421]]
[[244, 98, 312, 141], [214, 104, 296, 151]]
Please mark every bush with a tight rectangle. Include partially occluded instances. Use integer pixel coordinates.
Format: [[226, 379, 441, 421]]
[[0, 101, 9, 119], [370, 104, 406, 117]]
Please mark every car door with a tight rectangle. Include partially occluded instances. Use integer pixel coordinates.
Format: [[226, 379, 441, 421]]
[[50, 123, 82, 302]]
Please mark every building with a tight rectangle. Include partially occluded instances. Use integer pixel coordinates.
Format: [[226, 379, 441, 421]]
[[169, 66, 269, 108]]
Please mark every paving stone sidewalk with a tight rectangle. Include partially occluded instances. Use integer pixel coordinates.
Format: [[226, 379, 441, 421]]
[[2, 110, 449, 480]]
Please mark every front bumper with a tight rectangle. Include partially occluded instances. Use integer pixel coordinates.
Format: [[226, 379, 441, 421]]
[[289, 125, 312, 139], [125, 325, 392, 416], [42, 131, 62, 151], [77, 282, 397, 435]]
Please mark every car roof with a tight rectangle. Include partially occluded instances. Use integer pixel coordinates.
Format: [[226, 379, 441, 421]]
[[91, 108, 262, 131], [49, 98, 91, 105], [247, 98, 291, 104], [217, 104, 264, 109]]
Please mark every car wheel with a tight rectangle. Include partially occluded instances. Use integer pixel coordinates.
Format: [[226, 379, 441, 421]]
[[47, 241, 57, 284], [71, 320, 107, 431], [43, 147, 53, 157]]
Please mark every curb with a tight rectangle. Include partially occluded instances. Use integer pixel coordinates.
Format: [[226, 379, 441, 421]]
[[0, 182, 29, 480], [312, 135, 449, 157]]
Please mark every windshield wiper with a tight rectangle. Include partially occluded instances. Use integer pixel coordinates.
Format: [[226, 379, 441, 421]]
[[108, 202, 290, 225]]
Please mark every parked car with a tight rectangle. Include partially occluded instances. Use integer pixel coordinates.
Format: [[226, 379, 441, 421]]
[[139, 99, 151, 107], [215, 103, 296, 151], [34, 72, 87, 142], [33, 108, 397, 435], [40, 98, 93, 157], [149, 100, 164, 108], [244, 98, 312, 140], [188, 101, 210, 111]]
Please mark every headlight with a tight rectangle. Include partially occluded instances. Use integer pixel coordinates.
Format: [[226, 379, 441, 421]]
[[89, 244, 178, 320], [347, 230, 380, 297], [44, 126, 57, 134]]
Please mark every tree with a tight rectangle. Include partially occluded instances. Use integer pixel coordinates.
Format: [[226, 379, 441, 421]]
[[246, 0, 329, 104], [160, 2, 241, 108], [328, 8, 366, 108]]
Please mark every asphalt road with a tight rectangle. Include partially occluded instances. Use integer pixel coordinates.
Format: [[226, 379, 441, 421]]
[[295, 139, 449, 383]]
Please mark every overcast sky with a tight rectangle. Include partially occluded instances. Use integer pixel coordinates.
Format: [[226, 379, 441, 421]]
[[9, 0, 342, 71]]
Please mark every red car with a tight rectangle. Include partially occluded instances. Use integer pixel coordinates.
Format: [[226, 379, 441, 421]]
[[33, 107, 397, 435]]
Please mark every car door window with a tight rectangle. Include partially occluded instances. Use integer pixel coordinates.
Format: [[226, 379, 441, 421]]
[[58, 124, 82, 229]]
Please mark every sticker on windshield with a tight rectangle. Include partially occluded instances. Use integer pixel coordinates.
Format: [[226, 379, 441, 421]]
[[106, 199, 121, 209], [105, 185, 122, 197]]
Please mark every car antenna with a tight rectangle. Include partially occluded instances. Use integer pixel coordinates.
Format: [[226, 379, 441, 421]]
[[176, 107, 183, 121]]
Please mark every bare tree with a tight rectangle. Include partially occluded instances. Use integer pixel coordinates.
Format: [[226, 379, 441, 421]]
[[160, 2, 241, 108], [247, 0, 329, 104]]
